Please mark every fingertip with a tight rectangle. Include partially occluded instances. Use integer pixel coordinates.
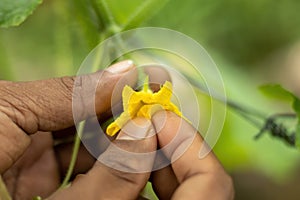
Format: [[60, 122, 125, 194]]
[[117, 117, 156, 141], [105, 60, 135, 74], [98, 118, 157, 173], [92, 61, 138, 115], [151, 111, 196, 151]]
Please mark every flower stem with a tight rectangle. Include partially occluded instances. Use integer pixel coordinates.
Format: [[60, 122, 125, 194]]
[[60, 121, 85, 188]]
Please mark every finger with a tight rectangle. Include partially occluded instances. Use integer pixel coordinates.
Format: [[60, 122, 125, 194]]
[[49, 118, 157, 200], [0, 60, 136, 134], [0, 112, 31, 173], [54, 116, 114, 178], [144, 65, 171, 92], [150, 152, 178, 200], [152, 111, 234, 200], [0, 61, 136, 173], [3, 132, 60, 199], [54, 142, 95, 179]]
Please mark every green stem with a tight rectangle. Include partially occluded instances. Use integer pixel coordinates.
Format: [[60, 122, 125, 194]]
[[232, 106, 263, 128], [226, 99, 266, 120], [121, 0, 170, 31], [96, 0, 116, 26], [0, 176, 11, 200], [189, 77, 267, 120], [53, 0, 74, 76], [60, 121, 85, 188], [91, 0, 120, 36]]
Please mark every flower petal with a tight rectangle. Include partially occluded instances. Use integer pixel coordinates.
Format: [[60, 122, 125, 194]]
[[122, 85, 135, 111], [153, 81, 172, 104], [106, 112, 130, 136], [106, 78, 190, 136]]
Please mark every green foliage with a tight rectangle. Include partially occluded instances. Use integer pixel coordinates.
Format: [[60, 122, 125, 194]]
[[259, 84, 296, 102], [69, 0, 101, 49], [0, 0, 42, 27], [105, 0, 171, 30], [260, 84, 300, 148], [148, 0, 300, 66], [293, 99, 300, 148]]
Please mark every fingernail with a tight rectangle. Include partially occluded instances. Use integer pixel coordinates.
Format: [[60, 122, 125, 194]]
[[106, 60, 134, 74], [116, 118, 155, 140]]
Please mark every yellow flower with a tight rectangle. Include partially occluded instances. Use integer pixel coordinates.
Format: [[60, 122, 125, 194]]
[[106, 77, 186, 136]]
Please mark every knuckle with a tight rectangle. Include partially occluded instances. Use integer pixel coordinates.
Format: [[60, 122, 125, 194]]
[[55, 76, 75, 99], [217, 171, 235, 199], [0, 83, 39, 133], [108, 166, 146, 188], [0, 112, 31, 173]]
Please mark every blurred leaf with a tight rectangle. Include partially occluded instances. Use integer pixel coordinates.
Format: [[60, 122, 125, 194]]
[[147, 0, 300, 66], [296, 123, 300, 149], [293, 99, 300, 149], [293, 98, 300, 115], [260, 84, 300, 149], [259, 84, 294, 102], [0, 0, 42, 28], [70, 0, 101, 48]]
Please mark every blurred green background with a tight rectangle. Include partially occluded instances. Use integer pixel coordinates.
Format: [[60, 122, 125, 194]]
[[1, 0, 300, 199]]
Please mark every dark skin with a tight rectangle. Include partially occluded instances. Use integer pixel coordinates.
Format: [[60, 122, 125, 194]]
[[0, 60, 234, 200]]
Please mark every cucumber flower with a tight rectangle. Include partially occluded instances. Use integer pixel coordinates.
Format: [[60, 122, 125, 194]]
[[106, 77, 187, 136]]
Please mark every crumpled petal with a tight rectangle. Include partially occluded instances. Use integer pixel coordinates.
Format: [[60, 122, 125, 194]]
[[106, 77, 187, 136], [106, 112, 130, 136]]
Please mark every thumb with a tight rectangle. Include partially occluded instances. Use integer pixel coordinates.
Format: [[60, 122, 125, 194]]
[[0, 60, 136, 134], [0, 60, 136, 173], [49, 118, 157, 200]]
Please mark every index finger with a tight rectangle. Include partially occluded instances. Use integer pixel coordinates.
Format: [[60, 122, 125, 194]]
[[0, 60, 136, 134], [152, 111, 234, 200]]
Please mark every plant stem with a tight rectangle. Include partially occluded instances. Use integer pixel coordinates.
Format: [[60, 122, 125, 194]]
[[232, 106, 263, 128], [0, 176, 11, 200], [121, 0, 171, 31], [60, 120, 85, 188], [53, 0, 74, 76], [96, 0, 116, 27], [89, 0, 105, 29], [189, 77, 267, 120], [91, 0, 120, 36]]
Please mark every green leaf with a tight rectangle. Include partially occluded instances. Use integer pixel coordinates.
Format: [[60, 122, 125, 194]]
[[260, 84, 300, 149], [293, 98, 300, 115], [293, 99, 300, 149], [0, 0, 42, 28], [296, 122, 300, 149], [259, 84, 294, 102]]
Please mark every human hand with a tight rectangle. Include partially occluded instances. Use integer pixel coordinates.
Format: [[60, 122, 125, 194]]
[[49, 111, 234, 200], [0, 60, 137, 199], [0, 60, 234, 199], [150, 111, 234, 200]]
